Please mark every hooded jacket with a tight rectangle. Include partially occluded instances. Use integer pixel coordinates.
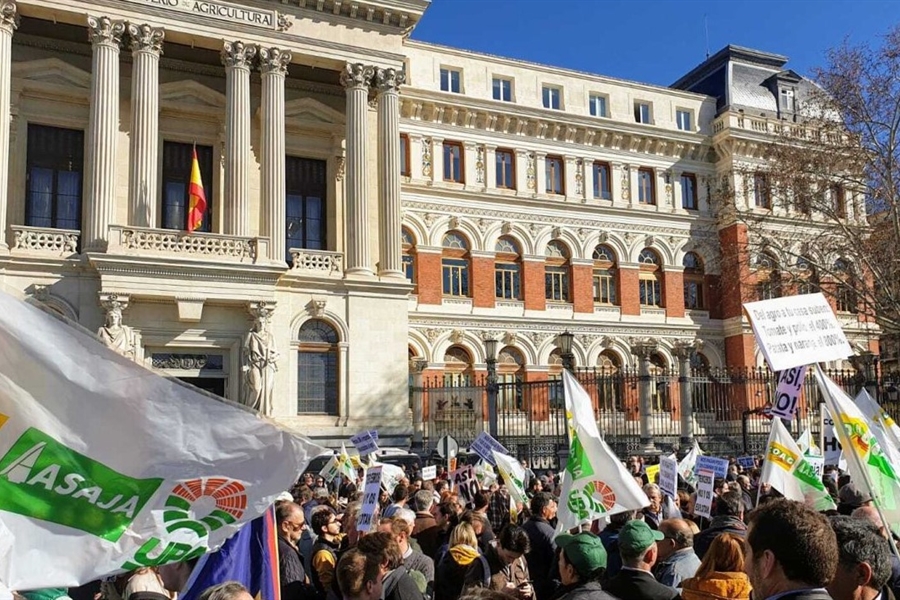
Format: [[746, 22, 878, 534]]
[[680, 571, 752, 600], [433, 544, 489, 600]]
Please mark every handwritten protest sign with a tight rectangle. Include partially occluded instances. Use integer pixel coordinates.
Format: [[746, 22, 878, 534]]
[[694, 469, 715, 519], [658, 457, 678, 499], [451, 465, 478, 504], [772, 366, 808, 420], [470, 432, 508, 466], [357, 466, 383, 532], [351, 430, 379, 456]]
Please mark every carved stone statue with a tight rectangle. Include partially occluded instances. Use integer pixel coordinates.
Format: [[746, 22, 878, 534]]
[[242, 303, 279, 415], [98, 300, 136, 359]]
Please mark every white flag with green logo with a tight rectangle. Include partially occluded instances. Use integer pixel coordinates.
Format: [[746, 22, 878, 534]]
[[678, 439, 703, 487], [0, 291, 322, 589], [855, 389, 900, 453], [556, 371, 649, 533], [796, 428, 821, 456], [762, 418, 836, 512], [492, 450, 527, 506]]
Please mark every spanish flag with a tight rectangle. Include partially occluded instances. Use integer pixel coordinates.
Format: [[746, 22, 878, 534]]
[[187, 147, 207, 232]]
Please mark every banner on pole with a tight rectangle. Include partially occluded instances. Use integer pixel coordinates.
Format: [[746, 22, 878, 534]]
[[470, 432, 508, 466]]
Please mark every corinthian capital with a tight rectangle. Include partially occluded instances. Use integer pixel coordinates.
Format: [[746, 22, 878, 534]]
[[87, 16, 126, 47], [221, 40, 257, 69], [672, 339, 703, 360], [0, 2, 19, 33], [374, 67, 406, 94], [128, 23, 165, 55], [629, 337, 659, 359], [340, 63, 375, 90], [258, 47, 292, 76]]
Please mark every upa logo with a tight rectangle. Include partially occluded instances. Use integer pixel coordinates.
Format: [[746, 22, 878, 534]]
[[566, 480, 617, 520], [163, 477, 247, 537]]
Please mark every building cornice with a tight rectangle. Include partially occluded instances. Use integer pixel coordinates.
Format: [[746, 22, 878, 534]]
[[267, 0, 429, 35]]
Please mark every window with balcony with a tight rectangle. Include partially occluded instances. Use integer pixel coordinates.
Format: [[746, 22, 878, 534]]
[[492, 77, 513, 102], [440, 68, 461, 93], [25, 124, 84, 231], [494, 236, 521, 300], [162, 141, 213, 232], [639, 248, 662, 306], [542, 86, 561, 110], [676, 109, 693, 131], [634, 101, 652, 124], [285, 156, 327, 262], [297, 319, 339, 415], [545, 240, 571, 302], [443, 141, 464, 183], [546, 155, 564, 195], [593, 162, 611, 200], [638, 168, 655, 204], [496, 149, 515, 189], [442, 231, 470, 297], [592, 245, 617, 305], [681, 173, 698, 210], [589, 94, 608, 117], [683, 252, 705, 310]]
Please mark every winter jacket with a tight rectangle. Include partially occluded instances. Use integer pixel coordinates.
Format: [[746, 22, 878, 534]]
[[693, 517, 747, 561], [680, 571, 752, 600], [433, 544, 489, 600], [484, 541, 531, 594], [556, 581, 621, 600], [383, 566, 425, 600]]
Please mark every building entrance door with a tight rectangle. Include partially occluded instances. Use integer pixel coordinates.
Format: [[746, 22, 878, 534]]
[[178, 376, 226, 398]]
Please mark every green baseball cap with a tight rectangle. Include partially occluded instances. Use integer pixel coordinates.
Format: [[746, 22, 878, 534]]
[[618, 519, 665, 555], [556, 532, 608, 576]]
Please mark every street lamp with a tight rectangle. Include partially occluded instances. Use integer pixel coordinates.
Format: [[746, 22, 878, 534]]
[[558, 330, 575, 372], [484, 337, 499, 438]]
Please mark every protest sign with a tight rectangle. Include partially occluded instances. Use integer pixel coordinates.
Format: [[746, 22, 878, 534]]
[[695, 455, 728, 478], [350, 430, 379, 456], [772, 366, 808, 420], [658, 457, 678, 499], [694, 469, 715, 519], [470, 431, 508, 466], [379, 463, 405, 493], [736, 456, 756, 469], [357, 466, 383, 533], [451, 465, 479, 504], [645, 463, 660, 484], [421, 465, 437, 481], [368, 429, 379, 441], [743, 293, 852, 372], [821, 405, 845, 467], [319, 455, 342, 483]]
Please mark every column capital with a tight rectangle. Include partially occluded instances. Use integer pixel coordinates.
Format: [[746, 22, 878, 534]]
[[630, 337, 659, 358], [259, 46, 291, 76], [221, 40, 257, 69], [0, 2, 18, 33], [340, 63, 375, 90], [87, 15, 126, 47], [374, 66, 406, 94], [672, 339, 703, 360], [127, 23, 164, 55]]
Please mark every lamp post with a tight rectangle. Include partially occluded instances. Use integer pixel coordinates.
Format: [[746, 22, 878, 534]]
[[484, 337, 499, 438], [558, 330, 575, 372]]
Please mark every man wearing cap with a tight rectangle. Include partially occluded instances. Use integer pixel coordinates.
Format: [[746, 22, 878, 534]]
[[604, 520, 679, 600], [555, 532, 620, 600], [838, 483, 873, 515]]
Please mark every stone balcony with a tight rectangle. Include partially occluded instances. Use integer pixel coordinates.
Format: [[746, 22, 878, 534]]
[[10, 225, 80, 257], [289, 248, 343, 277], [107, 225, 268, 264]]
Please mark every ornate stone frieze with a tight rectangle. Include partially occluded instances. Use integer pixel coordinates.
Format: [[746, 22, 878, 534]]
[[575, 159, 584, 196], [421, 138, 432, 177], [221, 40, 257, 69], [526, 152, 536, 190], [374, 67, 406, 93], [276, 12, 293, 31], [127, 23, 164, 54], [87, 16, 126, 47], [307, 298, 327, 317], [475, 145, 485, 184], [258, 46, 292, 75], [340, 62, 375, 90]]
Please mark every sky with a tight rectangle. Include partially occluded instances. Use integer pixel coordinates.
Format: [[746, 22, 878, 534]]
[[411, 0, 899, 87]]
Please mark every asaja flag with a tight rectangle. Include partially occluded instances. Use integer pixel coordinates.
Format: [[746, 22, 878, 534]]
[[556, 370, 649, 532], [187, 147, 207, 232], [796, 428, 821, 456], [855, 389, 900, 452], [492, 450, 527, 506], [678, 439, 703, 487], [816, 368, 900, 537], [0, 290, 321, 589], [762, 418, 835, 512]]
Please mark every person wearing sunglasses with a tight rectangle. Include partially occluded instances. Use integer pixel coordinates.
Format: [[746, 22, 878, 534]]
[[276, 501, 318, 600]]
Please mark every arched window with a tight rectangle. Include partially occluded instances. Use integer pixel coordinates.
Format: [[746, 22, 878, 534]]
[[495, 236, 521, 300], [682, 252, 705, 310], [649, 352, 670, 412], [592, 245, 618, 305], [297, 320, 339, 415], [755, 251, 781, 300], [834, 259, 858, 314], [497, 346, 525, 411], [443, 345, 473, 387], [545, 240, 571, 302], [796, 256, 818, 295], [402, 228, 416, 283], [441, 232, 470, 297], [638, 248, 663, 307]]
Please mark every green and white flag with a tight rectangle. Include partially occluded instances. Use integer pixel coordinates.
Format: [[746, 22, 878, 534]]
[[492, 450, 527, 506], [761, 418, 835, 512], [855, 389, 900, 452], [678, 439, 703, 487], [0, 291, 321, 589], [556, 371, 649, 532], [796, 428, 821, 456]]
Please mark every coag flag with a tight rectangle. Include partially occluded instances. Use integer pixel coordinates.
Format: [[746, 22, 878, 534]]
[[816, 368, 900, 537], [181, 508, 280, 600], [492, 450, 527, 506], [678, 439, 703, 487], [0, 290, 321, 589], [762, 419, 835, 512], [556, 370, 649, 532], [187, 147, 207, 232]]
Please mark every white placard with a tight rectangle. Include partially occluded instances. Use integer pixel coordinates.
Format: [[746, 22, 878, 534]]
[[469, 432, 508, 466], [451, 465, 479, 504], [357, 466, 383, 533], [380, 463, 405, 493], [821, 406, 845, 467], [694, 469, 715, 519], [743, 293, 852, 372], [421, 465, 437, 481], [658, 456, 678, 499], [368, 429, 379, 441], [319, 455, 341, 483], [695, 455, 729, 478], [772, 366, 808, 420], [350, 430, 379, 456]]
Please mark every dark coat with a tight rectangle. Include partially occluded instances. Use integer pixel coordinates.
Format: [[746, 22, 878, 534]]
[[522, 517, 558, 600], [693, 516, 747, 561], [765, 590, 833, 600], [604, 568, 680, 600], [278, 536, 318, 600], [383, 566, 425, 600], [412, 512, 442, 559], [556, 581, 621, 600], [433, 550, 488, 600]]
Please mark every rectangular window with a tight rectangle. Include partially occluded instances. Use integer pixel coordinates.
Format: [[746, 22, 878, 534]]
[[542, 86, 561, 110], [638, 168, 655, 204], [297, 350, 338, 414], [440, 68, 461, 93], [400, 134, 410, 177], [676, 109, 692, 131], [442, 258, 469, 296], [402, 255, 414, 281], [589, 94, 608, 117], [495, 263, 521, 299], [286, 157, 328, 261], [832, 185, 847, 218], [443, 141, 464, 183], [496, 149, 515, 189], [546, 155, 564, 195], [593, 270, 616, 304], [634, 102, 652, 124], [779, 88, 795, 112], [684, 281, 704, 309], [754, 173, 770, 208], [639, 277, 662, 306], [593, 161, 611, 200], [492, 77, 512, 102], [25, 124, 84, 231], [681, 173, 698, 209], [162, 141, 213, 232], [545, 267, 569, 301]]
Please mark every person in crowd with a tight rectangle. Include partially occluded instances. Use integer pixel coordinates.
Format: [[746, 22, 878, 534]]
[[385, 484, 411, 518], [434, 523, 489, 600], [336, 548, 384, 600], [461, 510, 496, 552], [521, 492, 558, 600], [197, 582, 252, 600], [677, 492, 694, 521], [357, 531, 424, 600], [604, 520, 678, 600], [735, 476, 754, 514], [599, 510, 640, 581], [694, 490, 745, 560], [827, 516, 892, 600], [412, 489, 441, 558], [434, 498, 462, 556], [380, 514, 434, 595], [743, 498, 838, 600], [521, 461, 536, 489], [654, 518, 701, 589], [340, 501, 363, 552], [339, 475, 358, 500], [851, 505, 900, 596], [482, 525, 532, 598], [680, 533, 751, 600], [487, 486, 512, 533], [310, 506, 344, 598], [643, 484, 664, 530], [526, 478, 543, 499], [554, 532, 618, 600], [120, 568, 173, 600], [838, 483, 874, 516], [276, 501, 318, 600]]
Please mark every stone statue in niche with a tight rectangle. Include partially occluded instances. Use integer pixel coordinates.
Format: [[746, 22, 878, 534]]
[[98, 299, 137, 359], [241, 303, 279, 415]]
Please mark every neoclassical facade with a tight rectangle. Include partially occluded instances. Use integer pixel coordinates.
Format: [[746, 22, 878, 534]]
[[0, 1, 877, 445]]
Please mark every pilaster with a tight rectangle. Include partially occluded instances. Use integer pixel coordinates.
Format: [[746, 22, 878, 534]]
[[221, 40, 256, 237], [0, 1, 17, 251], [514, 149, 529, 196], [630, 337, 659, 453], [430, 136, 444, 183], [535, 152, 547, 195], [341, 62, 375, 275], [564, 155, 578, 201], [484, 145, 497, 189], [259, 46, 291, 262]]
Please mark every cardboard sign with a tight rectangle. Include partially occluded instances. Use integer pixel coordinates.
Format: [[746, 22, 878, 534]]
[[350, 430, 379, 456], [357, 466, 383, 533], [451, 465, 479, 504], [743, 293, 852, 372], [470, 431, 508, 466], [369, 429, 379, 441], [695, 455, 729, 478], [658, 457, 678, 499], [421, 465, 437, 481], [645, 463, 661, 484], [319, 455, 341, 483], [772, 366, 808, 420], [694, 469, 715, 519], [736, 456, 756, 469], [821, 405, 845, 467]]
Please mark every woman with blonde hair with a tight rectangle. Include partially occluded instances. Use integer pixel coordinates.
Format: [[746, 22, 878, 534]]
[[434, 523, 490, 600], [680, 533, 752, 600]]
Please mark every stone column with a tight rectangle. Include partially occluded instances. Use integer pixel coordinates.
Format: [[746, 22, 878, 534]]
[[409, 357, 428, 450], [341, 63, 375, 276], [127, 23, 164, 228], [535, 152, 547, 195], [84, 16, 125, 252], [514, 149, 529, 195], [673, 340, 701, 447], [221, 41, 256, 237], [259, 47, 291, 262], [375, 66, 405, 277], [631, 337, 659, 453], [0, 2, 17, 251], [564, 156, 578, 200]]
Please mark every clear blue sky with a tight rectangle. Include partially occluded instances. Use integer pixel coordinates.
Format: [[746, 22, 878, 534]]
[[411, 0, 899, 87]]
